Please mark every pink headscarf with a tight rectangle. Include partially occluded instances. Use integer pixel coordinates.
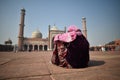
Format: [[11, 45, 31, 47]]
[[67, 25, 82, 36], [54, 25, 82, 42]]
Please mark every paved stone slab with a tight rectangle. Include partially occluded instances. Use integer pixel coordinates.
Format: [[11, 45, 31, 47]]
[[0, 58, 11, 65], [7, 76, 52, 80], [0, 51, 120, 80], [0, 63, 50, 79], [51, 69, 120, 80], [0, 52, 51, 80], [46, 51, 120, 80]]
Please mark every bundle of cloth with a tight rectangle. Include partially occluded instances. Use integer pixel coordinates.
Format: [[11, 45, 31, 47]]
[[51, 25, 89, 68]]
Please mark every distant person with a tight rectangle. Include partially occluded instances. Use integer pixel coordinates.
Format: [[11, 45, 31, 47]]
[[101, 46, 105, 52], [51, 25, 89, 68]]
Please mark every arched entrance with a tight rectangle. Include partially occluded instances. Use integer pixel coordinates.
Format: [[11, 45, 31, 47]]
[[23, 44, 27, 51], [44, 45, 47, 51], [34, 45, 38, 51], [29, 45, 33, 51], [39, 45, 43, 51]]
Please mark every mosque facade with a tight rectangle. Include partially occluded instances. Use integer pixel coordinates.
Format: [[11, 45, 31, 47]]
[[18, 8, 87, 51], [21, 25, 66, 51]]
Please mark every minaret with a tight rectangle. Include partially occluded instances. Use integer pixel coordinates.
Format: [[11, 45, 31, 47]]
[[18, 8, 25, 51], [82, 17, 87, 39]]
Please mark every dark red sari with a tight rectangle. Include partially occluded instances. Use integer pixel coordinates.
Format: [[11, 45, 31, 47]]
[[51, 34, 89, 68]]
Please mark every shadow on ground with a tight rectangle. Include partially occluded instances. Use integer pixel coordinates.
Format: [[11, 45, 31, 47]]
[[88, 60, 105, 67]]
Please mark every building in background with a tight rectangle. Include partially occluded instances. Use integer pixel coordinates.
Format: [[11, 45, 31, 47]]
[[89, 39, 120, 51], [0, 38, 14, 51], [0, 8, 87, 52], [18, 8, 66, 51]]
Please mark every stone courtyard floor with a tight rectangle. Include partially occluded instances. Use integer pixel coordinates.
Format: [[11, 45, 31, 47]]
[[0, 51, 120, 80]]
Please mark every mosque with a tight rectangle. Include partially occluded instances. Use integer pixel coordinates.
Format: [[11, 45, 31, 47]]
[[18, 8, 87, 51]]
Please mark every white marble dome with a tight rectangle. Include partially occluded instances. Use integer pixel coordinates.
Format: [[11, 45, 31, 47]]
[[31, 30, 42, 38]]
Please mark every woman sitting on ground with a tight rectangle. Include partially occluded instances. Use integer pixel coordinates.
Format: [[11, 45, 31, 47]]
[[51, 25, 89, 68]]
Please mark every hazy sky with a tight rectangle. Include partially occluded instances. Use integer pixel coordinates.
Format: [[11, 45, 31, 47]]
[[0, 0, 120, 46]]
